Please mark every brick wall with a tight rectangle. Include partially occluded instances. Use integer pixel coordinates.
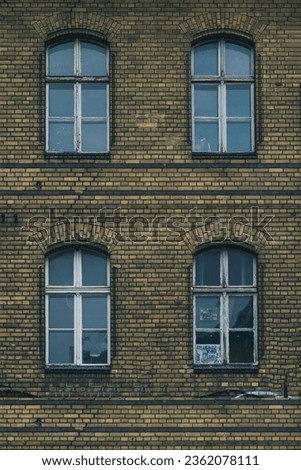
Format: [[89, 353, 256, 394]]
[[0, 0, 300, 449]]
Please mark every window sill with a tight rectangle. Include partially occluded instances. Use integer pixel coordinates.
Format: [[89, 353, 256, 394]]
[[192, 152, 257, 160], [194, 364, 259, 373], [45, 365, 111, 373], [45, 152, 110, 160]]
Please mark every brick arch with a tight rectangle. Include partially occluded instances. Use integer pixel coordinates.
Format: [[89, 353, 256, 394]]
[[32, 11, 120, 41], [179, 11, 267, 42], [27, 219, 121, 254], [183, 220, 269, 254]]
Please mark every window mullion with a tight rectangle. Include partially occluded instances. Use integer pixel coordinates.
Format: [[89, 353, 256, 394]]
[[222, 292, 228, 364]]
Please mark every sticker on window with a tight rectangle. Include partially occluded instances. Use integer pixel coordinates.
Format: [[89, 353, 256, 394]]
[[196, 344, 221, 364]]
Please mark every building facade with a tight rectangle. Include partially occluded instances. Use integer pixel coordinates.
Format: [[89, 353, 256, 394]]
[[0, 0, 300, 449]]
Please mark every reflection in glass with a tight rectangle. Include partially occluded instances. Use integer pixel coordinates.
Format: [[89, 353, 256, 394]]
[[82, 251, 108, 286], [49, 121, 74, 152], [48, 42, 74, 76], [195, 296, 220, 329], [229, 331, 253, 363], [225, 42, 252, 76], [81, 42, 107, 76], [81, 122, 107, 153], [227, 121, 251, 152], [82, 84, 107, 118], [194, 42, 218, 76], [49, 84, 74, 117], [48, 251, 74, 285], [226, 85, 251, 117], [228, 249, 254, 285], [49, 295, 74, 328], [195, 250, 220, 286], [229, 296, 253, 328], [49, 331, 74, 364], [195, 121, 218, 152], [82, 331, 108, 364], [82, 295, 108, 329], [194, 84, 218, 117]]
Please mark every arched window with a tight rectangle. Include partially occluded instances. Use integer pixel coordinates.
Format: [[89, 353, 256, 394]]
[[46, 38, 109, 154], [193, 245, 257, 367], [192, 37, 255, 154], [45, 247, 110, 367]]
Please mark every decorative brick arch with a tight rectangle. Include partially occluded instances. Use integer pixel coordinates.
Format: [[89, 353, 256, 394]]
[[183, 220, 270, 254], [179, 11, 267, 42], [27, 218, 121, 254], [32, 11, 120, 41]]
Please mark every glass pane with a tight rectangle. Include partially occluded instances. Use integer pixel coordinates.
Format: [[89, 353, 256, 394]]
[[226, 85, 251, 117], [82, 250, 108, 286], [82, 295, 108, 329], [49, 331, 74, 364], [225, 42, 252, 76], [49, 295, 74, 328], [229, 331, 254, 363], [82, 331, 108, 364], [194, 84, 218, 117], [81, 122, 107, 153], [48, 42, 74, 76], [193, 42, 218, 76], [195, 250, 220, 286], [194, 121, 218, 152], [48, 250, 74, 285], [229, 295, 253, 328], [49, 84, 74, 117], [49, 121, 74, 152], [81, 42, 107, 76], [195, 332, 221, 364], [227, 121, 251, 152], [228, 248, 254, 285], [195, 296, 220, 329], [82, 84, 107, 118]]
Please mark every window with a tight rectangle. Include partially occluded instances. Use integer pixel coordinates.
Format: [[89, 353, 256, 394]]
[[192, 38, 255, 154], [45, 248, 110, 367], [193, 246, 257, 367], [46, 38, 109, 154]]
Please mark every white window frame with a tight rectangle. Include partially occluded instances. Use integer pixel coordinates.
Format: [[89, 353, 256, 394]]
[[192, 38, 255, 154], [45, 249, 110, 367], [193, 247, 258, 367], [46, 38, 109, 154]]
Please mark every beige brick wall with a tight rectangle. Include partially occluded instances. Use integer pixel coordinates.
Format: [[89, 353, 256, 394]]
[[0, 0, 300, 449]]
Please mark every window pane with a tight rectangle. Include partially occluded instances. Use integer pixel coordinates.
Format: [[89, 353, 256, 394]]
[[194, 84, 218, 117], [194, 121, 218, 152], [82, 84, 107, 118], [81, 42, 107, 76], [227, 121, 251, 152], [82, 251, 108, 286], [193, 42, 218, 76], [49, 84, 74, 117], [229, 295, 253, 328], [82, 331, 108, 364], [195, 333, 221, 364], [49, 295, 74, 328], [195, 250, 220, 285], [48, 42, 74, 76], [195, 295, 220, 329], [81, 122, 107, 153], [49, 121, 74, 152], [225, 42, 252, 76], [229, 331, 254, 363], [228, 248, 254, 285], [82, 295, 108, 329], [226, 85, 251, 117], [49, 331, 74, 364], [48, 251, 74, 285]]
